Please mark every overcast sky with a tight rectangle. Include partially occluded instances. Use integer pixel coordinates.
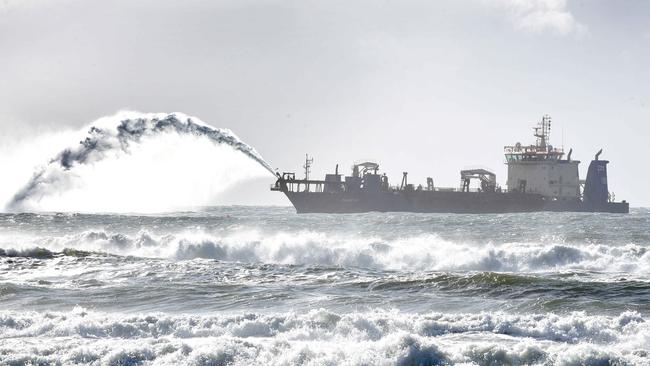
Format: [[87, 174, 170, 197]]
[[1, 0, 649, 206]]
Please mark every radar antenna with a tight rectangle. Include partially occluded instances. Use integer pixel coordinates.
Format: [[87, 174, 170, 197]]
[[303, 154, 314, 180]]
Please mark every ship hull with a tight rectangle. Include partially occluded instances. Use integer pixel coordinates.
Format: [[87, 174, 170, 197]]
[[283, 190, 629, 214]]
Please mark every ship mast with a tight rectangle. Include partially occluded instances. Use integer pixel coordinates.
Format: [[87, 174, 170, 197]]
[[303, 154, 313, 180], [534, 114, 552, 150]]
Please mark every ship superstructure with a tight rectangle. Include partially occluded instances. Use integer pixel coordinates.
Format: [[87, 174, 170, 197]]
[[504, 115, 580, 200], [272, 116, 629, 214]]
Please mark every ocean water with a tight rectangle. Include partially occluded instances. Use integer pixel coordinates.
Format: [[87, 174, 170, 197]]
[[1, 207, 649, 365]]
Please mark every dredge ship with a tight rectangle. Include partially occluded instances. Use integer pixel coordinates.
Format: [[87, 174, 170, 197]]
[[272, 116, 629, 214]]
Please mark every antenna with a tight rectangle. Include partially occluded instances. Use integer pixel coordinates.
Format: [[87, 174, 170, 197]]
[[303, 154, 313, 180]]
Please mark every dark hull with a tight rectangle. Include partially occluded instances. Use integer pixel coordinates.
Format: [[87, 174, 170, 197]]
[[283, 190, 629, 214]]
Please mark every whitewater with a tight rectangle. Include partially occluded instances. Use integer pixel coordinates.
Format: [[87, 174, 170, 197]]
[[1, 113, 649, 365], [1, 208, 649, 365]]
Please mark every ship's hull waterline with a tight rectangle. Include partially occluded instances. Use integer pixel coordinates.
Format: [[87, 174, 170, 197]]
[[284, 190, 629, 214]]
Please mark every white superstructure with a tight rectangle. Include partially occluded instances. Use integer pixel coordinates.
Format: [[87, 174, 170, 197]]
[[504, 115, 580, 200]]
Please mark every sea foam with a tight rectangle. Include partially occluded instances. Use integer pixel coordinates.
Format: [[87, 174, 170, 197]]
[[3, 228, 649, 274], [0, 308, 647, 365]]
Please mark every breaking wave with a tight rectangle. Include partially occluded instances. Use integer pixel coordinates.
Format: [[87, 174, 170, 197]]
[[0, 307, 647, 365], [4, 111, 275, 213], [3, 229, 650, 273]]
